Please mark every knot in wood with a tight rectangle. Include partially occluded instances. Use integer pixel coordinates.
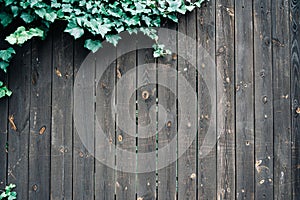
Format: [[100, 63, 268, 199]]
[[167, 121, 172, 128], [32, 184, 38, 191], [262, 96, 268, 104], [142, 90, 150, 100]]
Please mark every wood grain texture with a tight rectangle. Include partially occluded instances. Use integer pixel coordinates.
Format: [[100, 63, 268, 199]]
[[253, 0, 274, 199], [73, 37, 95, 200], [0, 34, 9, 190], [215, 0, 235, 199], [291, 0, 300, 198], [235, 0, 255, 199], [272, 0, 292, 199], [0, 71, 8, 190], [178, 10, 197, 200], [28, 36, 52, 200], [115, 34, 137, 200], [7, 42, 31, 200], [51, 29, 73, 200], [197, 0, 217, 199], [136, 37, 157, 200], [157, 22, 177, 200], [95, 42, 116, 200]]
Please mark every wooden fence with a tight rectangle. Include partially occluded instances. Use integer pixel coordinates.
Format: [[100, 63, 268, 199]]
[[0, 0, 300, 199]]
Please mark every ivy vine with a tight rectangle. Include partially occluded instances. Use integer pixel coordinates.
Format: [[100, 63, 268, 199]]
[[0, 183, 17, 200], [0, 0, 205, 98]]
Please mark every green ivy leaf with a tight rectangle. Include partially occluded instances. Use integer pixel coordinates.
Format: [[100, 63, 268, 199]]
[[0, 61, 10, 72], [20, 12, 35, 23], [65, 19, 84, 39], [45, 12, 57, 22], [4, 0, 14, 6], [5, 26, 44, 45], [186, 5, 195, 12], [167, 14, 178, 23], [166, 0, 182, 12], [194, 0, 205, 8], [0, 12, 13, 27], [105, 34, 121, 46], [11, 6, 19, 17], [0, 47, 16, 62], [35, 8, 47, 18], [84, 39, 102, 53], [62, 3, 73, 13]]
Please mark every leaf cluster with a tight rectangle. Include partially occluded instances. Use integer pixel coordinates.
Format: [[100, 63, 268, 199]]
[[0, 0, 204, 97], [0, 183, 17, 200]]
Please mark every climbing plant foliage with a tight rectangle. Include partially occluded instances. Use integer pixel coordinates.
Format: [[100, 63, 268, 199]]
[[0, 0, 205, 98], [0, 183, 17, 200]]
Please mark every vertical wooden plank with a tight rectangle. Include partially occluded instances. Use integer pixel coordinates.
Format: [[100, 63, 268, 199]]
[[157, 22, 177, 200], [197, 1, 217, 199], [0, 70, 8, 190], [115, 34, 137, 200], [136, 37, 156, 200], [0, 36, 8, 190], [253, 0, 274, 199], [272, 0, 293, 199], [51, 28, 73, 200], [235, 0, 255, 199], [73, 38, 95, 200], [215, 0, 235, 199], [7, 43, 31, 200], [291, 0, 300, 198], [95, 43, 116, 200], [178, 10, 197, 200], [28, 36, 52, 199]]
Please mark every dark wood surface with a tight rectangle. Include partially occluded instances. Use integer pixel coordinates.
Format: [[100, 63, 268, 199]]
[[253, 0, 273, 199], [216, 0, 235, 199], [273, 0, 292, 199], [0, 2, 299, 199], [235, 0, 255, 199], [291, 0, 300, 198]]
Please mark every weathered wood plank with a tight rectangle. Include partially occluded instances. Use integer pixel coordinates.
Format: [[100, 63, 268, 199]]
[[0, 71, 8, 190], [215, 0, 235, 199], [0, 35, 9, 190], [272, 0, 293, 199], [28, 36, 52, 199], [51, 28, 73, 200], [197, 1, 217, 199], [115, 33, 137, 200], [136, 37, 157, 200], [157, 22, 177, 200], [7, 42, 31, 200], [235, 0, 255, 199], [73, 37, 95, 200], [291, 0, 300, 198], [94, 42, 116, 199], [178, 10, 197, 200], [253, 0, 273, 199]]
